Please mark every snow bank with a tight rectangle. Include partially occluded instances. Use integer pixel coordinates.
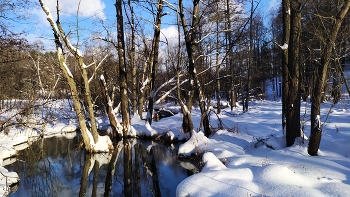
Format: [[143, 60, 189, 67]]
[[177, 152, 258, 197], [0, 166, 19, 196], [178, 131, 209, 155], [177, 100, 350, 197]]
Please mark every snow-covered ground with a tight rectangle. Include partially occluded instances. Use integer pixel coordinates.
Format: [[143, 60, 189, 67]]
[[177, 100, 350, 196], [1, 98, 350, 196]]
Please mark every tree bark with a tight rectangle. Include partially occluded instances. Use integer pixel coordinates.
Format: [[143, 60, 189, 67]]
[[175, 7, 194, 135], [116, 0, 130, 137], [282, 0, 290, 136], [99, 75, 122, 138], [215, 2, 221, 114], [39, 0, 113, 152], [227, 0, 236, 110], [127, 0, 137, 116], [285, 0, 301, 147], [146, 0, 163, 125], [179, 0, 210, 136], [308, 0, 350, 155], [56, 19, 99, 143]]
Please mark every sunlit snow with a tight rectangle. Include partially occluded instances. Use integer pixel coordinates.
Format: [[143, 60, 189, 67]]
[[1, 98, 350, 196]]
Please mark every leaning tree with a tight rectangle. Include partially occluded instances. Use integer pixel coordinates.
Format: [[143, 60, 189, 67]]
[[39, 0, 113, 152]]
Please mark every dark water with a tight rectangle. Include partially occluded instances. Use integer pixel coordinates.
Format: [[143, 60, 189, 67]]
[[5, 135, 189, 197]]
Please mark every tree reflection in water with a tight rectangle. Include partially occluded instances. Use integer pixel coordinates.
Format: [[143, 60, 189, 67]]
[[6, 136, 188, 197]]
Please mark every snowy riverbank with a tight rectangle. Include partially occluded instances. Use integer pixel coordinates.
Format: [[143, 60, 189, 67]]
[[0, 99, 187, 196], [1, 99, 350, 196]]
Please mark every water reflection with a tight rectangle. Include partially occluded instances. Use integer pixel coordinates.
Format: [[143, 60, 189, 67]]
[[5, 136, 188, 197]]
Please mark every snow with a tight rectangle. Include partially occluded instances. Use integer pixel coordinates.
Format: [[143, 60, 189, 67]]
[[177, 100, 350, 197], [1, 97, 350, 196], [281, 43, 288, 50], [62, 61, 74, 79]]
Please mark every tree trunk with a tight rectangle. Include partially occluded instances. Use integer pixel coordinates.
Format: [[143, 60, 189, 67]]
[[246, 0, 254, 112], [179, 0, 210, 136], [55, 18, 100, 143], [308, 0, 350, 155], [215, 3, 221, 114], [281, 0, 290, 134], [285, 0, 301, 147], [56, 45, 92, 151], [78, 58, 99, 143], [116, 0, 130, 137], [128, 0, 137, 116], [146, 0, 163, 125], [39, 0, 111, 152], [308, 0, 350, 156], [227, 0, 236, 110], [99, 75, 122, 138], [175, 7, 194, 135], [138, 40, 151, 120]]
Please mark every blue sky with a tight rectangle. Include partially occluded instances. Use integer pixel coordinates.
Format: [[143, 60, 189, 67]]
[[20, 0, 280, 49]]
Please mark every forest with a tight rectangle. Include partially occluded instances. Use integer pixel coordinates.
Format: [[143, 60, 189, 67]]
[[1, 0, 350, 196]]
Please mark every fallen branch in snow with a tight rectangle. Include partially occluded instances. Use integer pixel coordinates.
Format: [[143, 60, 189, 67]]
[[252, 136, 275, 150]]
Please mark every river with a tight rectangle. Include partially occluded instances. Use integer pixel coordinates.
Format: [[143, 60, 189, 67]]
[[5, 135, 190, 197]]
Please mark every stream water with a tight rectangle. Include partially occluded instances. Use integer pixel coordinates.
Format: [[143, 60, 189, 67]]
[[5, 135, 190, 197]]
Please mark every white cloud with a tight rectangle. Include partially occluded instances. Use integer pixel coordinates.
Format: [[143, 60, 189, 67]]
[[33, 0, 106, 47], [160, 25, 179, 47], [42, 0, 106, 20]]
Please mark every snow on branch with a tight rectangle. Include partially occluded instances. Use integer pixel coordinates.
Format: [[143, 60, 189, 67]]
[[57, 23, 83, 57], [39, 0, 74, 78], [63, 62, 74, 78], [39, 1, 59, 36], [154, 74, 183, 96], [155, 78, 188, 105], [195, 31, 216, 44], [313, 115, 321, 131], [140, 78, 150, 93], [195, 52, 218, 62], [88, 53, 109, 83], [195, 27, 242, 45], [83, 62, 96, 69], [273, 41, 288, 50]]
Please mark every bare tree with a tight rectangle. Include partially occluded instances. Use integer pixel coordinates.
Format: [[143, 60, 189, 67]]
[[126, 0, 138, 116], [178, 0, 211, 136], [115, 0, 131, 137], [278, 0, 302, 147], [286, 0, 302, 146], [146, 0, 164, 125], [308, 0, 350, 155], [38, 0, 112, 152]]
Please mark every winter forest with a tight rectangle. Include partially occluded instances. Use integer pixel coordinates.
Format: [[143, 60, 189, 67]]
[[1, 0, 350, 196]]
